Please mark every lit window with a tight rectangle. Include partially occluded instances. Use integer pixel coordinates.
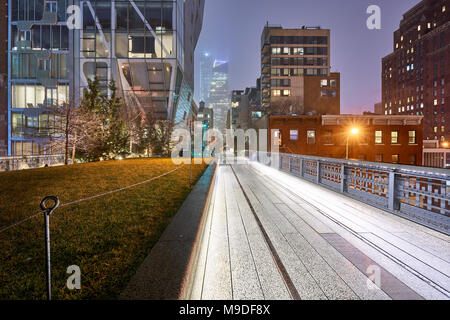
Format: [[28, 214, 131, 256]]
[[408, 131, 416, 144], [443, 6, 446, 12], [320, 79, 328, 87], [375, 130, 383, 144], [290, 130, 298, 141], [391, 131, 399, 144], [392, 154, 399, 164], [307, 130, 316, 145], [418, 25, 421, 31], [283, 90, 291, 96], [272, 90, 281, 97], [434, 99, 438, 106]]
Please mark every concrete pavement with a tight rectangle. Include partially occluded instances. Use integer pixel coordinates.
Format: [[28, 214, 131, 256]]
[[190, 161, 450, 300]]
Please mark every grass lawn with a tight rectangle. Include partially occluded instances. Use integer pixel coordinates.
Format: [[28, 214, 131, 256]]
[[0, 158, 208, 300]]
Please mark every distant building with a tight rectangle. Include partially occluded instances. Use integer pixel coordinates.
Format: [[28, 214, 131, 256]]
[[207, 60, 230, 133], [0, 1, 7, 156], [197, 101, 213, 130], [269, 115, 424, 165], [382, 0, 449, 144], [229, 79, 263, 131], [423, 140, 450, 168], [261, 24, 340, 117], [199, 53, 214, 103], [374, 102, 383, 115]]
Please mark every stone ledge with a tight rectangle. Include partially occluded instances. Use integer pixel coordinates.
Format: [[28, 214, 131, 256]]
[[120, 162, 217, 300]]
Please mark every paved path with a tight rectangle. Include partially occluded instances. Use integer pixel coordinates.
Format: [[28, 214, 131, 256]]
[[190, 161, 450, 300]]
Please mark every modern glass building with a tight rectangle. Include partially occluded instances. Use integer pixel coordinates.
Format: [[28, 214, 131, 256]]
[[206, 59, 230, 133], [7, 0, 204, 156], [8, 0, 71, 156], [198, 52, 214, 103]]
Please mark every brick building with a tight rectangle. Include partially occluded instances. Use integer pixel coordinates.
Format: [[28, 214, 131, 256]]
[[0, 1, 7, 156], [269, 115, 424, 166], [261, 24, 340, 116], [382, 0, 450, 145]]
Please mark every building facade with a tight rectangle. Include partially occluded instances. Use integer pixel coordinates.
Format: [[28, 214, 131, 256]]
[[0, 1, 8, 156], [206, 59, 230, 133], [198, 52, 214, 103], [269, 115, 424, 166], [261, 24, 340, 116], [423, 139, 450, 167], [7, 0, 204, 156], [382, 0, 449, 144]]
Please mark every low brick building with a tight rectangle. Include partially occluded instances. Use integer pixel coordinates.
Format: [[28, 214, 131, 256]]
[[269, 115, 424, 165]]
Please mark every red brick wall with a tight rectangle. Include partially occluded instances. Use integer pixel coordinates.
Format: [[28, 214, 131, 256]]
[[382, 0, 450, 144], [269, 116, 424, 166]]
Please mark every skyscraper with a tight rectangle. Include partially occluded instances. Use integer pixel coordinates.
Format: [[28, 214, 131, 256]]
[[261, 24, 340, 116], [207, 59, 230, 133], [199, 52, 214, 103], [7, 0, 205, 156], [382, 0, 449, 144]]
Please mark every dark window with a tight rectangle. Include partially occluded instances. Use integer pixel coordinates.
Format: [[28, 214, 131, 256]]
[[375, 154, 383, 162], [408, 154, 416, 165], [324, 130, 333, 144]]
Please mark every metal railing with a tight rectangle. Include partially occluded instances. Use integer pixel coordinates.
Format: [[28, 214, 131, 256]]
[[0, 155, 66, 172], [251, 152, 450, 235]]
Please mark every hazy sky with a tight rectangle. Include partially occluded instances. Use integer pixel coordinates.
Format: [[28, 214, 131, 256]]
[[194, 0, 420, 114]]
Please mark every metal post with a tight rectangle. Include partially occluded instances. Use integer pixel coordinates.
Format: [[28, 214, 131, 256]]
[[340, 164, 346, 193], [388, 171, 398, 211], [346, 135, 349, 160], [40, 196, 60, 301], [316, 161, 321, 184]]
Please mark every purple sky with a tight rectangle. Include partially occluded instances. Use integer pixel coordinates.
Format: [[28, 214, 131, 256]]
[[194, 0, 420, 114]]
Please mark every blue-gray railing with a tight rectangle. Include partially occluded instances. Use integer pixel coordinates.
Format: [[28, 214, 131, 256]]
[[251, 152, 450, 235]]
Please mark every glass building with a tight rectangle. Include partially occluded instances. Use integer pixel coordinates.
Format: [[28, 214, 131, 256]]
[[7, 0, 204, 156], [206, 60, 230, 133], [8, 0, 71, 156]]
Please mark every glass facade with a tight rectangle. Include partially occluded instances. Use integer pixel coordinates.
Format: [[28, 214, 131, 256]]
[[8, 0, 69, 156], [76, 0, 198, 129], [7, 0, 204, 155]]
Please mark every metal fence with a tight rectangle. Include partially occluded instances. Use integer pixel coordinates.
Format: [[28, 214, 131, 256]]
[[0, 155, 66, 172], [252, 152, 450, 235]]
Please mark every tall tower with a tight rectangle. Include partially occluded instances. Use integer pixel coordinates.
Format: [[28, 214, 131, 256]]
[[382, 0, 450, 144], [207, 59, 230, 133], [199, 52, 214, 103]]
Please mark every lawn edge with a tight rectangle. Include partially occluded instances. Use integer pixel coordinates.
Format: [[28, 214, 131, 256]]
[[119, 162, 217, 300]]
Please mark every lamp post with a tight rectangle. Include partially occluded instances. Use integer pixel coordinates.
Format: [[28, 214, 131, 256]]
[[346, 128, 359, 160], [442, 141, 449, 149]]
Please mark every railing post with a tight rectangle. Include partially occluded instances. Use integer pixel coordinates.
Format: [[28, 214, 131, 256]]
[[316, 161, 321, 184], [288, 156, 292, 172], [340, 164, 346, 193], [299, 158, 304, 177], [388, 170, 400, 211]]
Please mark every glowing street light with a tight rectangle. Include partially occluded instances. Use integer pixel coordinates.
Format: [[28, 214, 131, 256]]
[[442, 141, 449, 148], [346, 127, 359, 160]]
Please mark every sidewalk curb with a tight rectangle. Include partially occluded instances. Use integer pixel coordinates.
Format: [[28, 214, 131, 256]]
[[120, 162, 217, 300]]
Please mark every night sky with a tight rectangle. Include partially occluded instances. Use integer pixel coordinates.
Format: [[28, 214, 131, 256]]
[[194, 0, 420, 114]]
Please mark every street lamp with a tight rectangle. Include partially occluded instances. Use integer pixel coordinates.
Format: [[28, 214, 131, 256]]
[[442, 141, 449, 149], [346, 128, 359, 160]]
